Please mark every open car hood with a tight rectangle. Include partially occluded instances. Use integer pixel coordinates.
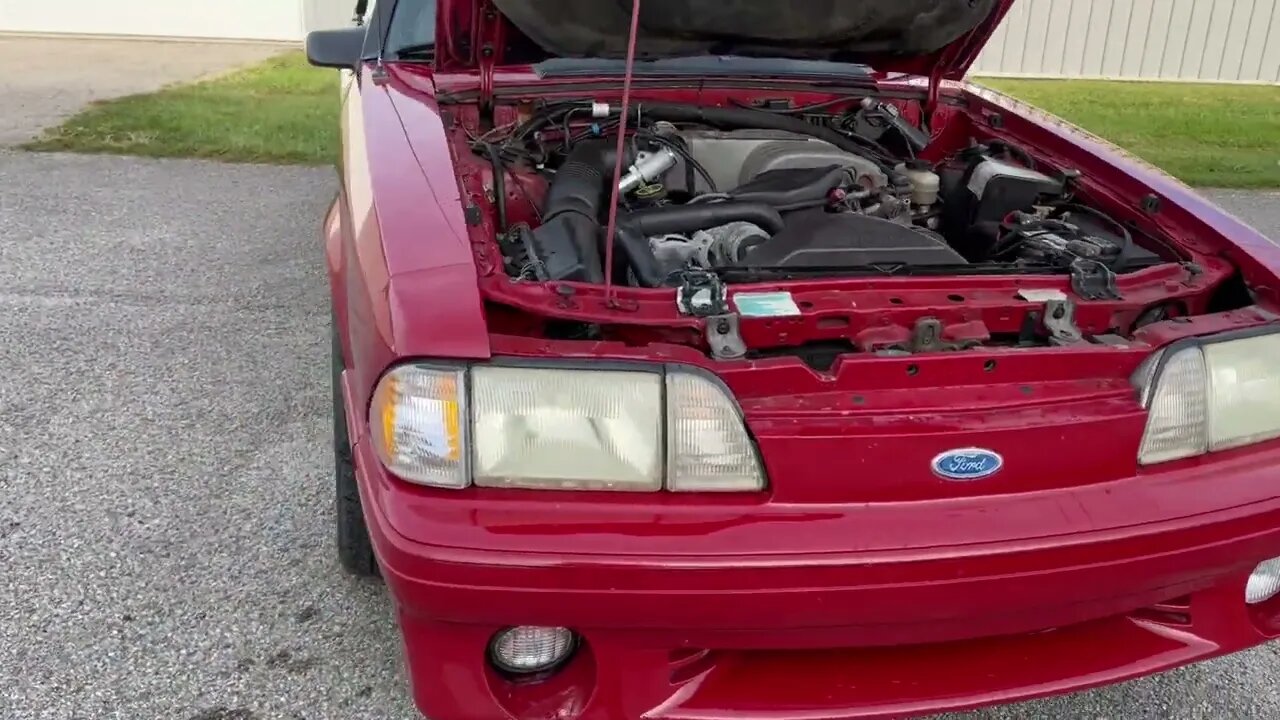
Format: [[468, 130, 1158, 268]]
[[488, 0, 1012, 79]]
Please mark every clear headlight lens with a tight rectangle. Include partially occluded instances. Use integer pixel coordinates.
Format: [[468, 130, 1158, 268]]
[[369, 365, 467, 488], [1204, 336, 1280, 450], [369, 363, 764, 492], [1137, 331, 1280, 465], [666, 372, 766, 492], [471, 366, 663, 491], [1138, 348, 1208, 464]]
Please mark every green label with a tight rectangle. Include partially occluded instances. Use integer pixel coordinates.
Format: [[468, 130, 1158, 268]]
[[733, 292, 802, 318]]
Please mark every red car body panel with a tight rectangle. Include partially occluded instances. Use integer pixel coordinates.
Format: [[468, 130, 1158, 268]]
[[321, 2, 1280, 717], [353, 430, 1280, 719]]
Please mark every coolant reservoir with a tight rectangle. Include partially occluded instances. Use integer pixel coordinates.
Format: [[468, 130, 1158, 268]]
[[896, 160, 941, 208]]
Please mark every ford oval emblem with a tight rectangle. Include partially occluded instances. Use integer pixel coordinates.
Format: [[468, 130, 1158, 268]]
[[931, 448, 1004, 481]]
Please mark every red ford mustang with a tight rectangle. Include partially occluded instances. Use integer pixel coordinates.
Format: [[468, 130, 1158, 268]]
[[306, 1, 1280, 717]]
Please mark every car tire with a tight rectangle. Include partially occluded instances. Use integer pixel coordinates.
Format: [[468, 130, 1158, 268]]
[[332, 315, 379, 577]]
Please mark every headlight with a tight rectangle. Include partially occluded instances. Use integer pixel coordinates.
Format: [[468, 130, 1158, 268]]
[[471, 366, 663, 491], [370, 363, 765, 492], [1136, 330, 1280, 465]]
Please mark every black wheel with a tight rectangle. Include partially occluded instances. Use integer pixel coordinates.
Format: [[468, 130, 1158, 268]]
[[332, 315, 378, 577]]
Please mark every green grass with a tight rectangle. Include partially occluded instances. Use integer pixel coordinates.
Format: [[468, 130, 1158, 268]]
[[978, 78, 1280, 189], [24, 52, 1280, 187], [25, 52, 338, 165]]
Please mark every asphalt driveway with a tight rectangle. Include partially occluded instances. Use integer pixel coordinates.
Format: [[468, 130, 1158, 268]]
[[1, 149, 1279, 719], [0, 37, 283, 145]]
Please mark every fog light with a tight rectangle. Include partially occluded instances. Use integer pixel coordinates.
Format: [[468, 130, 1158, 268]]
[[489, 626, 577, 674], [1247, 558, 1280, 605]]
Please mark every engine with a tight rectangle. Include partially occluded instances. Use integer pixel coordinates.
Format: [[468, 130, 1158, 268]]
[[492, 100, 1165, 288]]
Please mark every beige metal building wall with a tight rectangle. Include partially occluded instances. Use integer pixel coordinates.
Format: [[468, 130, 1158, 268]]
[[972, 0, 1280, 83], [0, 0, 303, 40], [293, 0, 1279, 83], [304, 0, 362, 32]]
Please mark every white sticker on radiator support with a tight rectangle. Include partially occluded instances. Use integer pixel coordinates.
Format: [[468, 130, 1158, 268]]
[[733, 292, 803, 318]]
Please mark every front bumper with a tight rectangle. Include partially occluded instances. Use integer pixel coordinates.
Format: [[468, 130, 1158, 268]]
[[352, 434, 1280, 720]]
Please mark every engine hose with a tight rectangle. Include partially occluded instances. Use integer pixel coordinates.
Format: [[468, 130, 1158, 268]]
[[614, 225, 667, 288], [730, 165, 854, 212], [484, 144, 509, 234], [621, 202, 785, 237]]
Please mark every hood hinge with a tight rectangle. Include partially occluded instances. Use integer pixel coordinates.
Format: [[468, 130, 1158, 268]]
[[476, 0, 501, 118]]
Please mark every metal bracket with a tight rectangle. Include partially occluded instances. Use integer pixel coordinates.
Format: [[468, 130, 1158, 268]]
[[1044, 298, 1085, 345], [911, 318, 947, 353], [1069, 258, 1120, 301], [1017, 310, 1042, 347], [706, 315, 747, 360], [675, 270, 729, 317], [908, 317, 977, 353]]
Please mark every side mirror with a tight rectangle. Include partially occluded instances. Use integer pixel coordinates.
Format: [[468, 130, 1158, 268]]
[[306, 27, 367, 69]]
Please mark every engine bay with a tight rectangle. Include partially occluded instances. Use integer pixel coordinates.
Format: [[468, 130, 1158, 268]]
[[438, 89, 1256, 362], [474, 98, 1172, 298]]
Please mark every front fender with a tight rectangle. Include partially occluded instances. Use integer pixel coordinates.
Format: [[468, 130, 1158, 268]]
[[340, 64, 491, 425]]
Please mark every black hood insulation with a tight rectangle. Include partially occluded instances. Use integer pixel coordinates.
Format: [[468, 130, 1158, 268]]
[[492, 0, 1000, 63]]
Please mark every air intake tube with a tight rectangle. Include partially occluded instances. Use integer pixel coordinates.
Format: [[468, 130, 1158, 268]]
[[521, 141, 620, 284], [542, 141, 617, 221]]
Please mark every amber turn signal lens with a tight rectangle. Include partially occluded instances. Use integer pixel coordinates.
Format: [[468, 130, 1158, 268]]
[[369, 365, 467, 488]]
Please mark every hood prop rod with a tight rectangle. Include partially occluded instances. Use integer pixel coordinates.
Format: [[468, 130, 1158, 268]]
[[602, 0, 644, 308]]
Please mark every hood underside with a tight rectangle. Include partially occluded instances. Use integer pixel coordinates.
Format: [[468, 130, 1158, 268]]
[[491, 0, 1002, 73]]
